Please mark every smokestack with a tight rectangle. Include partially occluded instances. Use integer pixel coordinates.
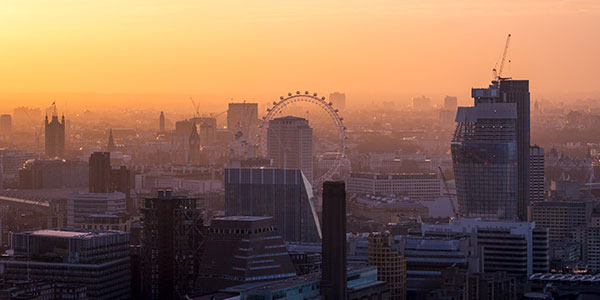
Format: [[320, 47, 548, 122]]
[[320, 181, 347, 300]]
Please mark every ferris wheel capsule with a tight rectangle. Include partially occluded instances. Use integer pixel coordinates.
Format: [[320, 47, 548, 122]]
[[296, 91, 300, 95], [304, 91, 309, 95], [313, 93, 317, 97], [288, 93, 292, 96], [273, 101, 277, 105], [280, 96, 284, 100], [321, 97, 326, 100]]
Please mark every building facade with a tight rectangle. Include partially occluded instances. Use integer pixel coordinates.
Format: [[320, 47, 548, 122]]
[[368, 232, 407, 300], [451, 102, 518, 220], [347, 172, 441, 199], [530, 145, 545, 203], [225, 168, 321, 242], [267, 116, 313, 183], [0, 229, 130, 300], [140, 190, 205, 300], [198, 216, 297, 290]]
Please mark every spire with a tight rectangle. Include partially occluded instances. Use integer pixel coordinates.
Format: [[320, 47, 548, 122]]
[[107, 129, 115, 152]]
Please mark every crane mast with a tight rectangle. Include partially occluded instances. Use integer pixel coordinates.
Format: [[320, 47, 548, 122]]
[[492, 34, 512, 87]]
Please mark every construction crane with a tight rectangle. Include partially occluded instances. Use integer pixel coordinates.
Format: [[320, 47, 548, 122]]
[[492, 34, 512, 86], [189, 97, 201, 118], [438, 166, 458, 218]]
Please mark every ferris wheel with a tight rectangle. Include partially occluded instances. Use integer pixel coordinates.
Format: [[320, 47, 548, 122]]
[[258, 91, 347, 185]]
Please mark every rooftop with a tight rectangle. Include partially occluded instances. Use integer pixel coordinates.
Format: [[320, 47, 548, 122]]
[[25, 229, 122, 239]]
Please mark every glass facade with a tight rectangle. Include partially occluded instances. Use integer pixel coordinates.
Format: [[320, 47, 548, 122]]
[[225, 168, 321, 242], [451, 103, 519, 220]]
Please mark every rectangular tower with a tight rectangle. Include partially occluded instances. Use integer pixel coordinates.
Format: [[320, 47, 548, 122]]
[[89, 152, 111, 193], [321, 181, 347, 300], [267, 116, 313, 183], [529, 145, 545, 203], [500, 80, 531, 221]]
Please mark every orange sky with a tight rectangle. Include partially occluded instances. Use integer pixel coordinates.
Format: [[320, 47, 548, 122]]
[[1, 0, 599, 111]]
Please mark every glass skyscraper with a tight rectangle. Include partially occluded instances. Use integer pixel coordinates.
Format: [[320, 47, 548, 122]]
[[451, 101, 518, 220]]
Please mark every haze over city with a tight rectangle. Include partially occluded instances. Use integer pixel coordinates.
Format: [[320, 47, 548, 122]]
[[2, 0, 600, 112], [2, 1, 600, 300]]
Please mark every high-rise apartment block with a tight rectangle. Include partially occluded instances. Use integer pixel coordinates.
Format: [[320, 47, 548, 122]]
[[140, 190, 205, 300], [267, 116, 314, 183], [225, 168, 320, 242], [368, 232, 407, 300], [452, 103, 518, 220], [530, 145, 545, 202], [0, 229, 131, 300], [44, 114, 65, 158]]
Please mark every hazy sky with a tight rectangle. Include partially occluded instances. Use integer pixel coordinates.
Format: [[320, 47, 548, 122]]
[[1, 0, 599, 111]]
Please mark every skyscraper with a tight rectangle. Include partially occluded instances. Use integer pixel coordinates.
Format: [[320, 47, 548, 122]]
[[225, 167, 321, 242], [159, 111, 165, 132], [530, 145, 545, 203], [89, 152, 111, 193], [107, 129, 116, 152], [140, 189, 205, 300], [451, 102, 518, 220], [320, 181, 347, 300], [267, 116, 313, 183], [44, 114, 65, 158], [499, 80, 531, 221]]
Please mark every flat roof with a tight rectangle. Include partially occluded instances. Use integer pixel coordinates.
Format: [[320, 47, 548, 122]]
[[26, 229, 122, 239], [217, 216, 273, 221]]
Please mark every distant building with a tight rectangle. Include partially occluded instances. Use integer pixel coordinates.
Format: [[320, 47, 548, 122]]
[[530, 145, 545, 202], [321, 181, 347, 300], [0, 114, 11, 135], [530, 200, 592, 241], [140, 190, 205, 300], [67, 192, 127, 228], [412, 96, 431, 110], [159, 111, 165, 132], [349, 195, 429, 224], [0, 149, 38, 189], [452, 102, 518, 220], [368, 232, 407, 300], [329, 92, 346, 110], [107, 129, 116, 152], [89, 152, 111, 193], [227, 102, 258, 138], [0, 229, 131, 300], [197, 216, 297, 290], [225, 168, 320, 242], [44, 114, 65, 158], [19, 159, 88, 189], [443, 96, 458, 111], [428, 267, 517, 300], [188, 123, 202, 165], [267, 116, 314, 183], [421, 218, 549, 276], [347, 172, 441, 199]]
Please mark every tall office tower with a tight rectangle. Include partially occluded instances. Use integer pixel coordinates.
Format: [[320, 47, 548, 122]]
[[451, 102, 519, 220], [225, 168, 320, 242], [140, 189, 205, 300], [530, 145, 545, 203], [412, 96, 431, 110], [159, 111, 165, 132], [44, 114, 65, 158], [227, 102, 258, 136], [368, 232, 407, 300], [107, 129, 115, 152], [329, 92, 346, 110], [198, 216, 297, 290], [89, 152, 111, 193], [320, 181, 347, 300], [444, 96, 458, 111], [1, 229, 131, 300], [0, 114, 11, 135], [267, 116, 313, 183], [500, 80, 531, 221]]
